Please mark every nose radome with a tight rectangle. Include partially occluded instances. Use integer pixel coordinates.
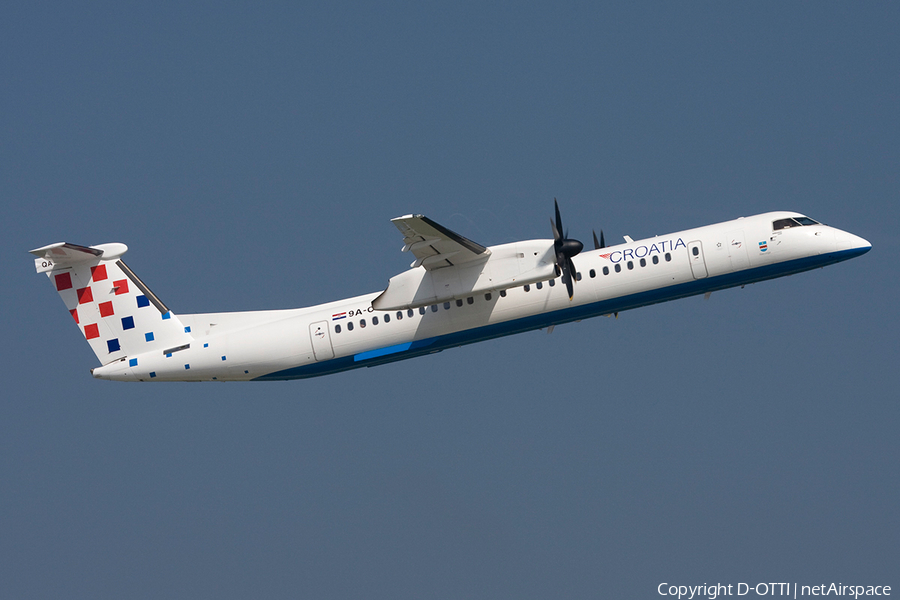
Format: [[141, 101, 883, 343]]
[[834, 229, 872, 253]]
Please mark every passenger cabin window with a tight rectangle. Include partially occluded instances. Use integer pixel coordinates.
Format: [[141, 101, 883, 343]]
[[419, 307, 426, 315], [640, 258, 646, 267], [408, 309, 414, 318], [485, 293, 492, 301], [360, 319, 366, 328], [384, 314, 390, 323], [396, 311, 403, 320], [652, 255, 659, 265], [576, 272, 582, 281], [548, 278, 555, 287], [372, 316, 379, 325], [347, 322, 354, 331], [627, 261, 634, 270], [431, 305, 438, 312], [665, 252, 671, 262], [467, 297, 474, 304], [443, 301, 451, 310], [603, 266, 609, 275], [692, 246, 699, 256], [589, 269, 596, 278], [536, 281, 542, 289], [456, 299, 463, 307], [500, 290, 507, 297], [524, 284, 530, 292], [335, 324, 342, 333], [615, 264, 622, 273]]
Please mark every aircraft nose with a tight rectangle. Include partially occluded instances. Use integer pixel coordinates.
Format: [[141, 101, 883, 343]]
[[833, 229, 872, 254]]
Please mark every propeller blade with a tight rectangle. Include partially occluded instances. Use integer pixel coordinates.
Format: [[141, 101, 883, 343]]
[[554, 198, 563, 240], [566, 256, 577, 299], [593, 230, 600, 250], [556, 249, 569, 278], [549, 199, 583, 300], [564, 274, 574, 300], [600, 229, 605, 249]]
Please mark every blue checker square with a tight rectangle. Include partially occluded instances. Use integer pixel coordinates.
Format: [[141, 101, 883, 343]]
[[184, 326, 191, 333], [184, 364, 190, 370], [221, 355, 226, 361], [165, 353, 172, 358], [129, 358, 137, 367], [122, 316, 135, 330], [162, 311, 171, 320], [203, 343, 208, 348], [150, 372, 156, 378], [107, 338, 120, 353], [136, 295, 150, 308], [145, 332, 154, 342]]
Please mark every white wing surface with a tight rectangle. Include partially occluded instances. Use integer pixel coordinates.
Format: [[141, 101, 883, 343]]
[[391, 214, 490, 270]]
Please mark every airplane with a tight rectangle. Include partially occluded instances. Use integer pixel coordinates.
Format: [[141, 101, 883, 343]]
[[30, 203, 871, 382]]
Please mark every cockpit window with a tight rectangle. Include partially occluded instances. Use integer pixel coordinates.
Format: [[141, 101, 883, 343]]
[[773, 218, 800, 230], [773, 216, 820, 230]]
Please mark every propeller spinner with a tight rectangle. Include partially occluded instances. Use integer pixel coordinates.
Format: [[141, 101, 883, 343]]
[[550, 199, 584, 300]]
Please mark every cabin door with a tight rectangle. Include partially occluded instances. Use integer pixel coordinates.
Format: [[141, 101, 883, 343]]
[[688, 240, 708, 279], [309, 321, 335, 361]]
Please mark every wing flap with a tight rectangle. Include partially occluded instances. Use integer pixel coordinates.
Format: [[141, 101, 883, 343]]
[[391, 215, 489, 270]]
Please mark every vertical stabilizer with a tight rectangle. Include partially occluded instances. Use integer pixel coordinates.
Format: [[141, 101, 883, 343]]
[[30, 242, 193, 366]]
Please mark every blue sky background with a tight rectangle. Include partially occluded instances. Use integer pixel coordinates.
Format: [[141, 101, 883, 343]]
[[2, 2, 898, 598]]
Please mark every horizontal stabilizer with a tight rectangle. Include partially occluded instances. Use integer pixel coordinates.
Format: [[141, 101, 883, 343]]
[[30, 242, 128, 273]]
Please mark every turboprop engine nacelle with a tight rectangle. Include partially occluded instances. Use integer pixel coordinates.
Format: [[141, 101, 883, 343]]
[[372, 240, 556, 311]]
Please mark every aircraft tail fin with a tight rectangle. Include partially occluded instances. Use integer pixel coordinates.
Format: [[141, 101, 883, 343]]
[[30, 242, 193, 366]]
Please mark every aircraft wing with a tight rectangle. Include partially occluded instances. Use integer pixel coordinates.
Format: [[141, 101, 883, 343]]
[[391, 214, 490, 270]]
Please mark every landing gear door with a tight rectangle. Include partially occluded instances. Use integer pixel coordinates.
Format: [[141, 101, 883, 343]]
[[309, 321, 335, 361], [688, 240, 708, 279]]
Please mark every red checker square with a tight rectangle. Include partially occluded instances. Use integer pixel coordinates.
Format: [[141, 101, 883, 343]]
[[70, 308, 79, 324], [113, 278, 129, 295], [84, 323, 100, 340], [91, 264, 108, 281], [55, 272, 73, 291], [77, 287, 94, 304], [99, 301, 115, 317]]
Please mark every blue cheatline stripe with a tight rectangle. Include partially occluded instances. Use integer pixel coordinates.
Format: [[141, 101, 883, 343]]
[[354, 342, 412, 361], [353, 338, 437, 362], [252, 247, 870, 381]]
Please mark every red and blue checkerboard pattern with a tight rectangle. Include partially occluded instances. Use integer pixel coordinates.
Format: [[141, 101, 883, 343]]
[[48, 259, 193, 367]]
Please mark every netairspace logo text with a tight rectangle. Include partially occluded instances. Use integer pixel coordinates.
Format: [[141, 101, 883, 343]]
[[658, 583, 891, 600]]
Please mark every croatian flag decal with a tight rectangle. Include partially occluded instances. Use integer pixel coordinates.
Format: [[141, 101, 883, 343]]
[[759, 241, 768, 252], [332, 312, 347, 321]]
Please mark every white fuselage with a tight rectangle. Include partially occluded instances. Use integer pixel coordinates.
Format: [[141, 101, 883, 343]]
[[90, 211, 871, 382]]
